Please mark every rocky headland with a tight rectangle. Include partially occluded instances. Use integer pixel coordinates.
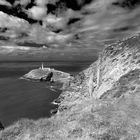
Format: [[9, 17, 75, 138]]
[[21, 65, 73, 84], [1, 34, 140, 139]]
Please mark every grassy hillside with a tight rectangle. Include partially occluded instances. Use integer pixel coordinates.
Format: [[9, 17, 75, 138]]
[[1, 34, 140, 140]]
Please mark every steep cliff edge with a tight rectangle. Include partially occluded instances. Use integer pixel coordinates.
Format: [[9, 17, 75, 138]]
[[58, 34, 140, 111], [94, 35, 140, 99], [1, 34, 140, 139]]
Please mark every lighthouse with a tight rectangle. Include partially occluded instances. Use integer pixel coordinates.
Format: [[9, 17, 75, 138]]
[[40, 63, 51, 71], [41, 63, 44, 70]]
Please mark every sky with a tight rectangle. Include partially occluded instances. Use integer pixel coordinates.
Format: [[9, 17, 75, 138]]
[[0, 0, 140, 61]]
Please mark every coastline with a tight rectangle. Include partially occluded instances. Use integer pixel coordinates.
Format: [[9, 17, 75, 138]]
[[1, 34, 140, 139]]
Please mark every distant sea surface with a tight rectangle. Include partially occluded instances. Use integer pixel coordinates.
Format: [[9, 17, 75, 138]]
[[0, 61, 92, 127]]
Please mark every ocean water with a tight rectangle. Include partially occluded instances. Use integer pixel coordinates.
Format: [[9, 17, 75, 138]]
[[0, 61, 92, 127]]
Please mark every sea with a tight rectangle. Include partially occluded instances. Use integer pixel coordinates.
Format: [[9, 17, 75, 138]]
[[0, 61, 92, 127]]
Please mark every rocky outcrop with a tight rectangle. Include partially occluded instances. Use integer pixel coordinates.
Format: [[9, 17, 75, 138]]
[[21, 67, 73, 84]]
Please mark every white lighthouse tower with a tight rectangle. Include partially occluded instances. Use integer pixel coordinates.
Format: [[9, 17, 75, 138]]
[[40, 62, 51, 71], [41, 63, 44, 70]]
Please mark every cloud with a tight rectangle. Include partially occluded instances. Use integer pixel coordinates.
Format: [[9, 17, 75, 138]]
[[35, 0, 49, 6], [1, 0, 140, 59], [74, 0, 140, 43], [27, 0, 50, 20], [27, 6, 47, 20], [0, 45, 31, 56], [0, 46, 30, 52], [14, 0, 31, 7], [84, 0, 116, 11], [0, 0, 11, 6]]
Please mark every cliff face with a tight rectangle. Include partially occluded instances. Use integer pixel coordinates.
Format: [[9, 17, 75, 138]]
[[94, 34, 140, 98], [1, 34, 140, 139], [59, 34, 140, 108]]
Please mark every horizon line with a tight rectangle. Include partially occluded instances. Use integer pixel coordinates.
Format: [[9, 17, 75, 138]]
[[0, 60, 95, 63]]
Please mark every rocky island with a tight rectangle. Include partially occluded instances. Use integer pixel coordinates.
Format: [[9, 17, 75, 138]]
[[21, 63, 73, 84]]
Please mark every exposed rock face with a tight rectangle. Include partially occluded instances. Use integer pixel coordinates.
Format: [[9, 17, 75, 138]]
[[94, 35, 140, 98], [58, 33, 140, 111]]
